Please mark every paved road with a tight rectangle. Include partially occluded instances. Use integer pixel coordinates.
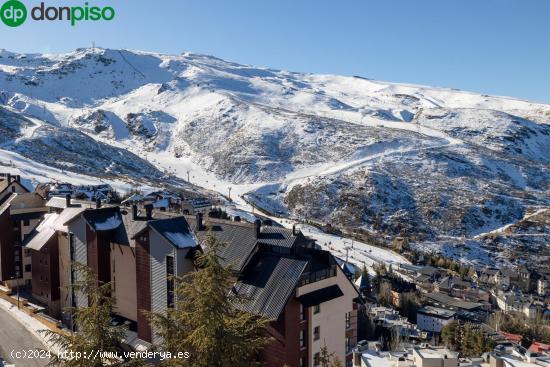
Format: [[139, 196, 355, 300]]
[[0, 308, 47, 367]]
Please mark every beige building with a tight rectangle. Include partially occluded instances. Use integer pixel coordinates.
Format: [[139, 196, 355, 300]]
[[412, 347, 459, 367], [296, 265, 358, 366], [353, 347, 459, 367]]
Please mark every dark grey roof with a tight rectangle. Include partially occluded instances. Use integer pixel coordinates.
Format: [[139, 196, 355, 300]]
[[299, 285, 343, 307], [425, 292, 482, 311], [83, 207, 120, 228], [24, 213, 59, 251], [186, 216, 258, 272], [148, 217, 197, 249], [120, 210, 148, 245], [419, 266, 440, 277], [233, 253, 307, 320], [258, 226, 305, 249]]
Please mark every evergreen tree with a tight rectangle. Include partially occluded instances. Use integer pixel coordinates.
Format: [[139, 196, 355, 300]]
[[151, 231, 270, 367], [319, 344, 343, 367], [398, 292, 420, 323], [44, 263, 138, 367], [441, 320, 460, 351], [359, 265, 371, 297]]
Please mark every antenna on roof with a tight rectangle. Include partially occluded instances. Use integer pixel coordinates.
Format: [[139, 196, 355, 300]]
[[92, 41, 96, 49]]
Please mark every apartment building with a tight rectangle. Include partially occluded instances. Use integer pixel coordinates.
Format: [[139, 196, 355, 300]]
[[22, 202, 361, 363], [23, 199, 200, 340], [417, 306, 456, 333], [0, 173, 46, 288], [185, 215, 361, 367]]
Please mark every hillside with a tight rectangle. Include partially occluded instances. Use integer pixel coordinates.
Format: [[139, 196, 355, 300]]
[[1, 48, 549, 256]]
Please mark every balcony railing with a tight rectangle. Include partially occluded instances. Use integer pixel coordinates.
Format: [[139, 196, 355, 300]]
[[298, 265, 337, 287]]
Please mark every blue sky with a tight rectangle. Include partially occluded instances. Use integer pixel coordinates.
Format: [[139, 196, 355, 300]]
[[1, 0, 550, 102]]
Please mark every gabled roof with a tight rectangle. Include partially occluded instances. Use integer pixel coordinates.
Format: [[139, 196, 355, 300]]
[[148, 217, 197, 249], [25, 213, 59, 250], [57, 206, 87, 231], [83, 208, 123, 232], [186, 216, 259, 272], [0, 193, 17, 216], [0, 178, 29, 196], [233, 253, 307, 320], [257, 226, 306, 249], [120, 209, 148, 243], [131, 214, 198, 250], [121, 194, 143, 204]]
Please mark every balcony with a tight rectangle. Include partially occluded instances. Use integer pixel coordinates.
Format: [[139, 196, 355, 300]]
[[298, 265, 337, 287]]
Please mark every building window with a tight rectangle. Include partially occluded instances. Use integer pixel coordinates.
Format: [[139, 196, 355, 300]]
[[345, 311, 351, 329], [299, 330, 306, 348], [300, 303, 306, 321], [166, 255, 175, 308], [313, 326, 320, 341], [346, 337, 351, 353], [11, 186, 15, 192], [314, 304, 320, 314], [314, 352, 320, 367], [25, 264, 31, 272], [300, 357, 306, 367], [23, 219, 30, 227]]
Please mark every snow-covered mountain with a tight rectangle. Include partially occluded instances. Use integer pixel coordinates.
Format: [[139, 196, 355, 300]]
[[1, 47, 549, 241]]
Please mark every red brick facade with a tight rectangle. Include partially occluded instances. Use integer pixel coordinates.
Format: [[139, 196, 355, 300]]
[[0, 207, 17, 282], [86, 225, 111, 285], [135, 233, 152, 342], [262, 294, 308, 367], [31, 236, 60, 303]]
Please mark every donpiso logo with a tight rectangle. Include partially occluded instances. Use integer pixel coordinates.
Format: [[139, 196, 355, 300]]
[[1, 0, 115, 27], [1, 0, 27, 27]]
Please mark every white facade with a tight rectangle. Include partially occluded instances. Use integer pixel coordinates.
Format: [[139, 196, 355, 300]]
[[297, 266, 358, 366], [417, 307, 455, 333]]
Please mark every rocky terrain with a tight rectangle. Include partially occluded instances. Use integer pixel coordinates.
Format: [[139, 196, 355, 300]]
[[1, 48, 549, 254]]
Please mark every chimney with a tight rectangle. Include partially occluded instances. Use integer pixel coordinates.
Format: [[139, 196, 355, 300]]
[[7, 173, 11, 183], [254, 219, 261, 239], [292, 224, 298, 236], [15, 175, 20, 183], [196, 212, 203, 231], [145, 204, 153, 220], [132, 205, 138, 220], [65, 194, 71, 208], [96, 198, 102, 209], [233, 215, 241, 222]]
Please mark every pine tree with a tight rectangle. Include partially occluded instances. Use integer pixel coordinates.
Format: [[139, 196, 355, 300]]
[[359, 265, 371, 297], [151, 231, 270, 367], [441, 320, 459, 351], [319, 344, 343, 367], [44, 263, 138, 367]]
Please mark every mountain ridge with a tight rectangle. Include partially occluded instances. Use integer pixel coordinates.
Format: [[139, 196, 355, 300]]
[[1, 47, 549, 251]]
